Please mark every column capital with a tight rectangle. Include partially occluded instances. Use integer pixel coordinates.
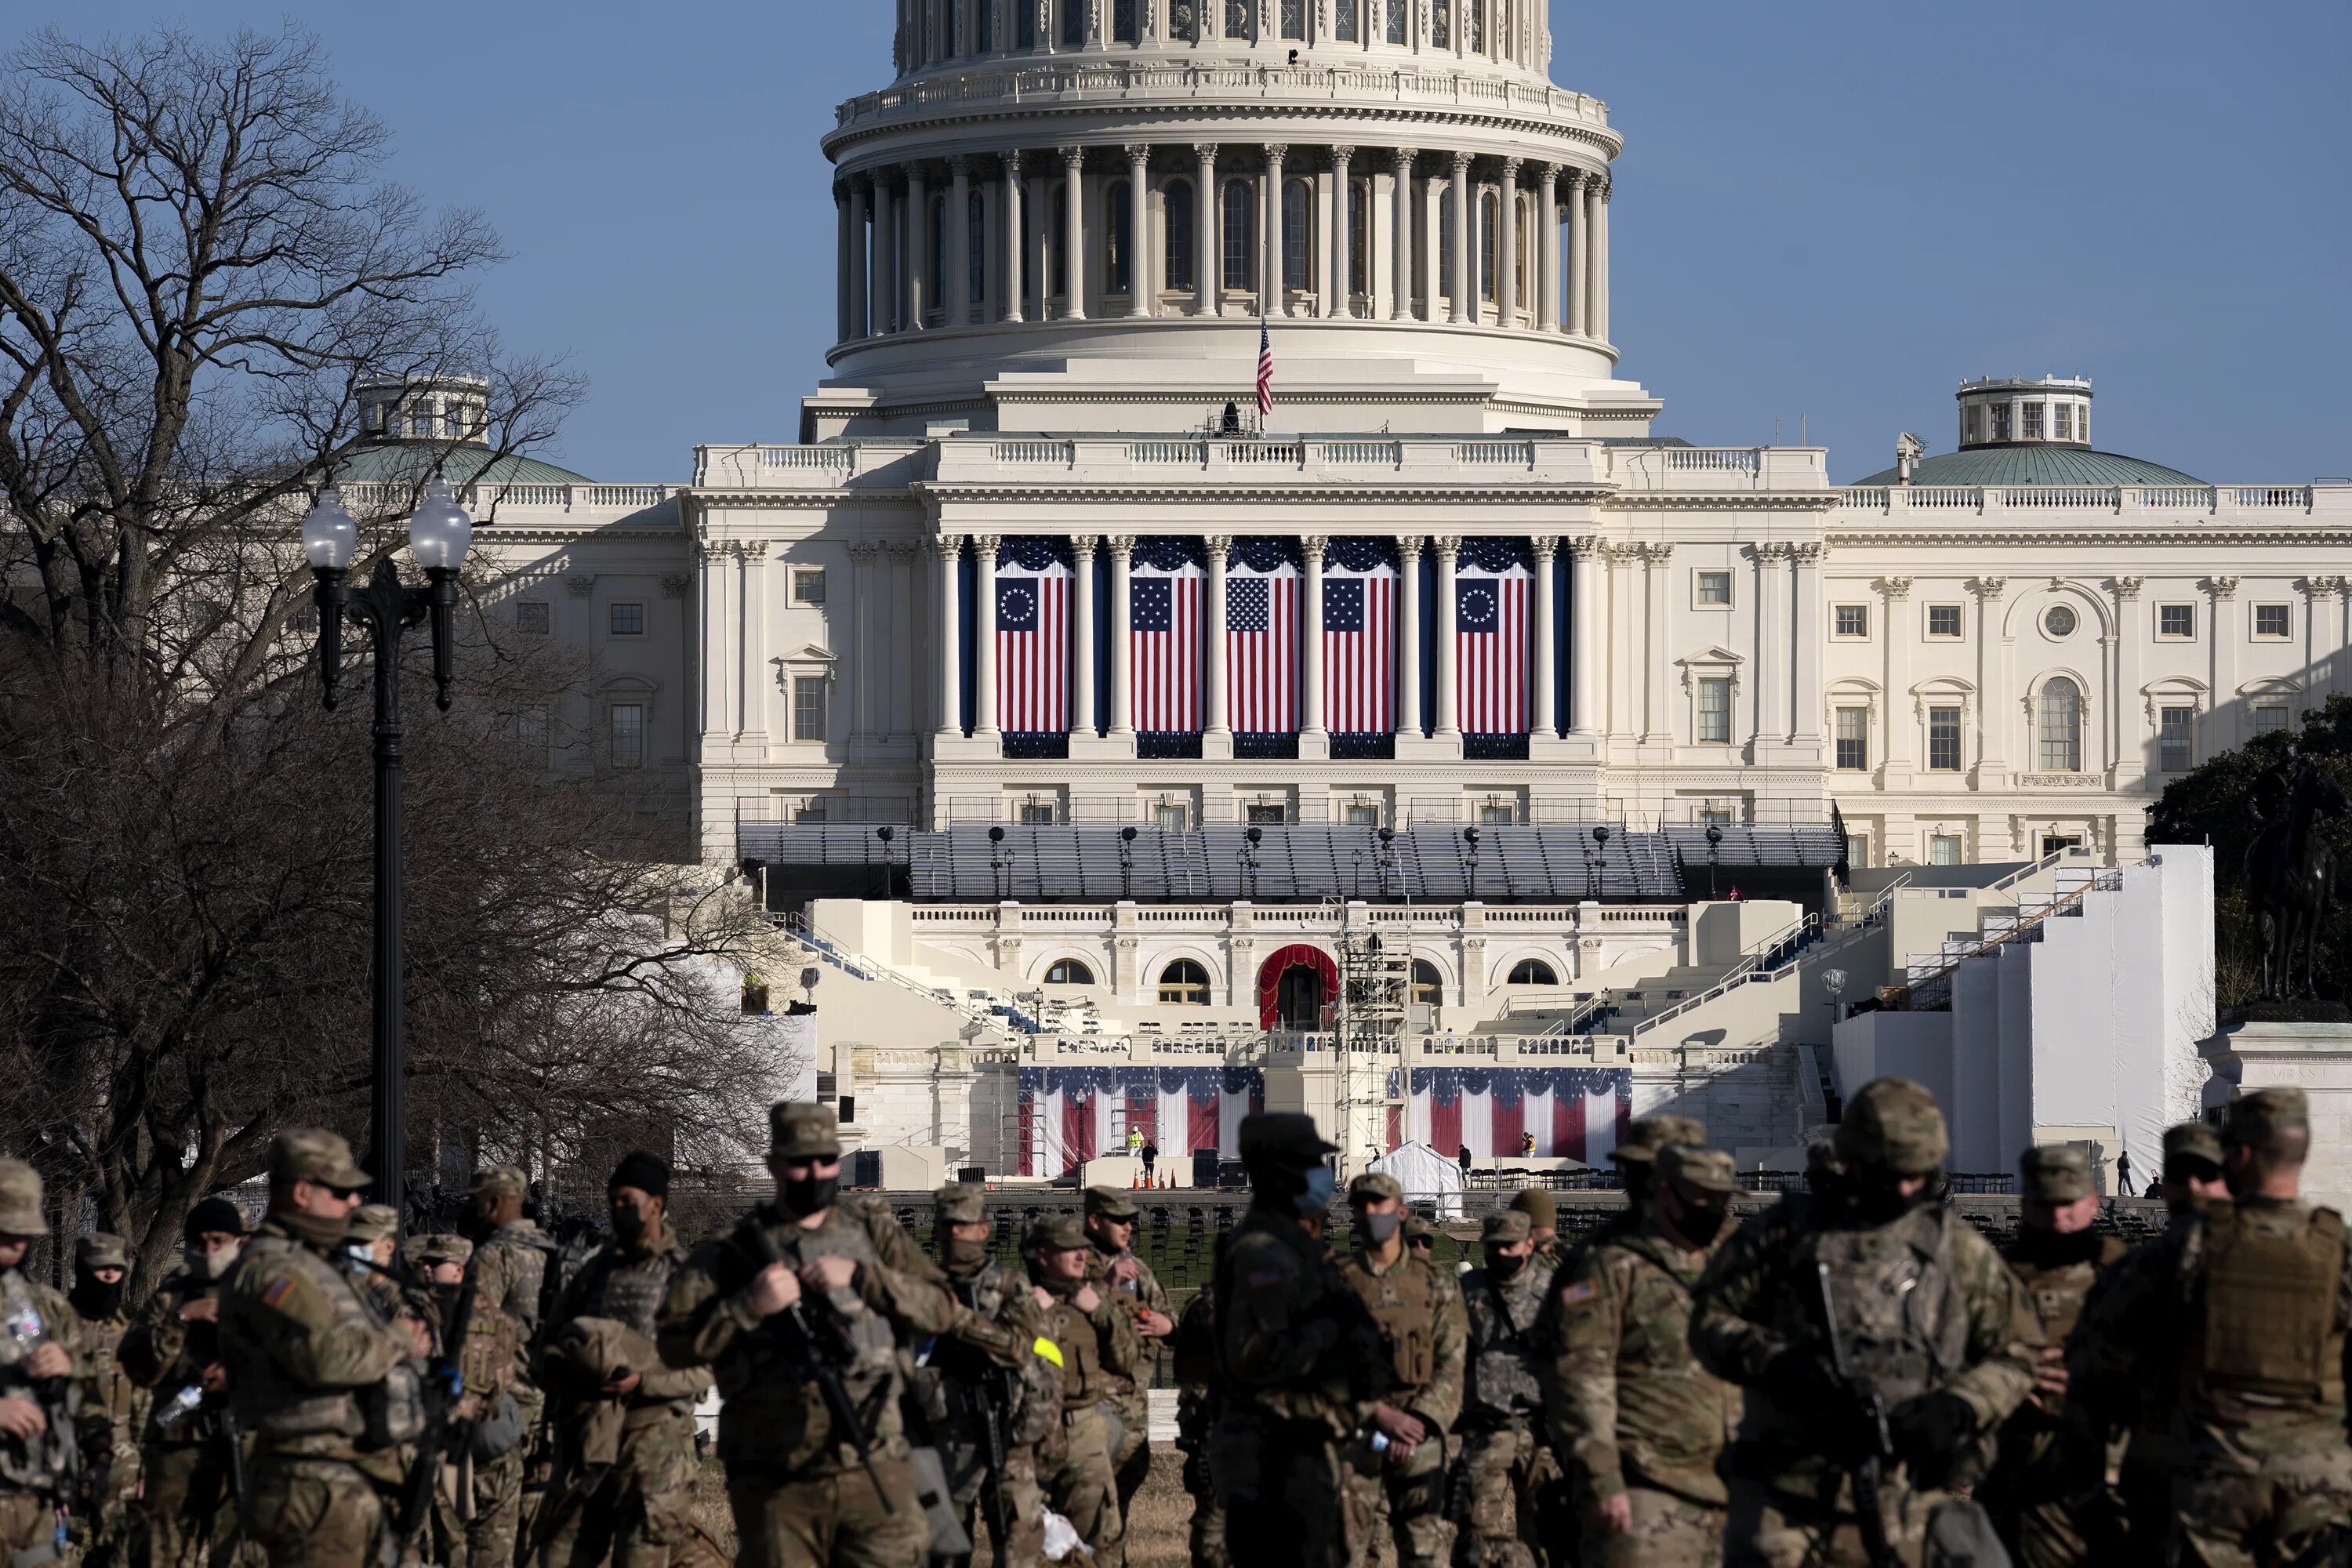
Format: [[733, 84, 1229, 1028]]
[[1263, 142, 1289, 164], [934, 533, 966, 559], [1791, 541, 1826, 564], [2204, 575, 2241, 601], [998, 149, 1025, 178], [884, 540, 922, 563], [1071, 535, 1099, 563], [1203, 534, 1233, 562], [1530, 535, 1559, 563], [970, 532, 1004, 557], [1331, 143, 1356, 165], [947, 154, 973, 177], [1449, 149, 1474, 175], [1123, 142, 1152, 165], [1431, 535, 1462, 561], [1390, 146, 1414, 172], [1744, 541, 1788, 564], [2108, 575, 2143, 601], [847, 541, 882, 565], [1966, 575, 2008, 602], [1105, 534, 1138, 562], [1060, 144, 1086, 170], [1874, 575, 1914, 600], [1537, 162, 1562, 182], [1566, 535, 1602, 561], [1499, 155, 1524, 179], [1637, 540, 1675, 563], [1299, 535, 1328, 563], [1193, 141, 1221, 164], [1397, 534, 1426, 560], [1593, 174, 1613, 203]]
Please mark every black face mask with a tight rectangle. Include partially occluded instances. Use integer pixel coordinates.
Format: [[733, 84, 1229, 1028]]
[[2016, 1224, 2106, 1268], [1671, 1202, 1728, 1247], [779, 1174, 839, 1218], [1486, 1250, 1528, 1281], [1850, 1171, 1936, 1224], [71, 1278, 124, 1319], [610, 1207, 647, 1247]]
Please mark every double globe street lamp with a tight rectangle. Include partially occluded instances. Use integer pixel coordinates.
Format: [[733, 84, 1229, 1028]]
[[300, 477, 474, 1215]]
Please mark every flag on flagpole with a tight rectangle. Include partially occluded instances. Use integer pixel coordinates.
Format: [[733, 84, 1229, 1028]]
[[1256, 318, 1274, 419]]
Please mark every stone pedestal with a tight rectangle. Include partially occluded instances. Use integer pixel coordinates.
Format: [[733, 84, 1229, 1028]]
[[2198, 1019, 2352, 1211]]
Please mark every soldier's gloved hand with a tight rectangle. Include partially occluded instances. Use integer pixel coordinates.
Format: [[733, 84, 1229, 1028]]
[[1888, 1391, 1978, 1482]]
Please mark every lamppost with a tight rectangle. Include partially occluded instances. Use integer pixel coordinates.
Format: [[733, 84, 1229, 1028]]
[[301, 480, 474, 1214], [1822, 967, 1849, 1044], [1705, 823, 1723, 899]]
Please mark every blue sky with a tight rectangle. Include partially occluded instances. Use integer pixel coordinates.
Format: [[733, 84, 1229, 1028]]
[[40, 2, 2352, 483]]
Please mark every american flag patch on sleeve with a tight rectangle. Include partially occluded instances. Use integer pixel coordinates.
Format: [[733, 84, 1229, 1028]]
[[1559, 1279, 1597, 1306], [260, 1274, 298, 1309]]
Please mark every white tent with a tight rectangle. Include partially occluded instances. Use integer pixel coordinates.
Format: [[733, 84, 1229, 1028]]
[[1368, 1141, 1467, 1218]]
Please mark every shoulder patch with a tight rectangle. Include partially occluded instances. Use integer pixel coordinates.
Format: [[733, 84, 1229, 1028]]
[[260, 1273, 299, 1310], [1559, 1278, 1597, 1306]]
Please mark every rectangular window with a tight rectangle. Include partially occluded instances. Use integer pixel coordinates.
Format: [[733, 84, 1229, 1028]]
[[2158, 604, 2196, 638], [2023, 402, 2044, 440], [1835, 707, 1869, 771], [2054, 404, 2073, 441], [1927, 706, 1962, 771], [1063, 0, 1086, 45], [2254, 604, 2291, 638], [1834, 604, 1869, 638], [1155, 803, 1190, 831], [2254, 706, 2290, 735], [1345, 803, 1381, 826], [792, 567, 827, 605], [1018, 801, 1058, 825], [2159, 706, 2196, 771], [517, 708, 549, 761], [1019, 0, 1037, 46], [1225, 0, 1251, 38], [515, 600, 550, 634], [1280, 0, 1305, 38], [795, 802, 828, 823], [1246, 803, 1287, 824], [609, 704, 644, 769], [1698, 807, 1733, 828], [1432, 0, 1450, 46], [1991, 404, 2012, 442], [1336, 0, 1358, 40], [1846, 834, 1870, 869], [1926, 604, 1962, 638], [1113, 0, 1140, 43], [1696, 677, 1732, 743], [1465, 0, 1483, 50], [1386, 0, 1406, 42], [1929, 834, 1962, 866], [1479, 803, 1515, 826], [1695, 570, 1732, 606], [609, 602, 645, 637], [793, 676, 828, 742], [1170, 1, 1196, 41]]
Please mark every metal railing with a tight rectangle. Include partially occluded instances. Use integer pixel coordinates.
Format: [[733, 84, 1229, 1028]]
[[1901, 869, 2122, 1011]]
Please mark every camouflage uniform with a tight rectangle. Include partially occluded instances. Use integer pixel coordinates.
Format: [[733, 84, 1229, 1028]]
[[1330, 1173, 1465, 1568], [122, 1200, 250, 1568], [1690, 1078, 2042, 1568], [1168, 1284, 1229, 1568], [2068, 1088, 2352, 1568], [216, 1131, 419, 1568], [656, 1102, 959, 1568], [1979, 1145, 2129, 1568], [400, 1234, 474, 1568], [1510, 1189, 1564, 1275], [1454, 1209, 1559, 1568], [67, 1233, 145, 1568], [906, 1184, 1060, 1568], [1548, 1145, 1743, 1568], [1079, 1185, 1167, 1533], [1026, 1215, 1144, 1568], [536, 1200, 714, 1568], [463, 1170, 557, 1568], [0, 1160, 93, 1568], [1578, 1116, 1709, 1261]]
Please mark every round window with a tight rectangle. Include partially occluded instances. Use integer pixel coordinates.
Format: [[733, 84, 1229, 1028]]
[[2043, 604, 2078, 638]]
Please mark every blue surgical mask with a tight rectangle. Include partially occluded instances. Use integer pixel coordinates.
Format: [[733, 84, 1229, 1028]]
[[1296, 1166, 1336, 1215]]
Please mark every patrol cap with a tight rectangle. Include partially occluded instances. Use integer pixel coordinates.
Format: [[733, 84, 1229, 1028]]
[[186, 1196, 245, 1240], [467, 1166, 528, 1200], [1509, 1188, 1557, 1230], [269, 1128, 370, 1192], [415, 1234, 473, 1268], [347, 1205, 400, 1243], [1024, 1214, 1087, 1254], [76, 1232, 131, 1271], [768, 1102, 842, 1160], [1236, 1112, 1338, 1165], [1083, 1185, 1139, 1221], [1834, 1078, 1949, 1176], [1480, 1210, 1532, 1246], [1403, 1214, 1436, 1244], [933, 1183, 989, 1225], [2222, 1087, 2308, 1153], [2162, 1121, 2224, 1169], [2020, 1145, 2093, 1204], [1659, 1144, 1737, 1196], [1348, 1172, 1403, 1204], [0, 1160, 47, 1236], [1610, 1115, 1708, 1166]]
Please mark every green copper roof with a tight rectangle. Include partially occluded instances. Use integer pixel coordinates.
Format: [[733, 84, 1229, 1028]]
[[1848, 445, 2202, 488], [333, 441, 590, 487]]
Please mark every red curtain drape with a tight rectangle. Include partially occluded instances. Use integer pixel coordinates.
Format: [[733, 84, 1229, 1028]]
[[1257, 943, 1340, 1029], [1492, 1095, 1525, 1160], [1188, 1095, 1221, 1157], [1385, 1106, 1403, 1152], [1064, 1093, 1094, 1173], [1431, 1095, 1463, 1161], [1555, 1093, 1584, 1164]]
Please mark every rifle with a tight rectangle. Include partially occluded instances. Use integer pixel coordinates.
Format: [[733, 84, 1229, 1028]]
[[1813, 1261, 1899, 1568], [215, 1405, 249, 1563], [381, 1261, 481, 1567], [734, 1212, 893, 1513], [946, 1365, 1016, 1559]]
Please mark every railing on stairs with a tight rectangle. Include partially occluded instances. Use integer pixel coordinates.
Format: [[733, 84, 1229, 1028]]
[[1900, 868, 2124, 1011], [772, 912, 1039, 1036], [1628, 909, 1822, 1040]]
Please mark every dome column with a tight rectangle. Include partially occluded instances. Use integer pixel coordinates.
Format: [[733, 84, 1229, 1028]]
[[1330, 147, 1354, 321], [1025, 160, 1051, 320], [1060, 146, 1087, 321], [1192, 144, 1220, 318], [1204, 536, 1232, 746], [1124, 144, 1152, 318], [1586, 173, 1610, 346], [1262, 144, 1290, 319], [948, 156, 974, 326], [835, 183, 853, 343], [1107, 536, 1136, 739], [1568, 538, 1601, 740], [1000, 152, 1025, 323], [1535, 164, 1560, 333], [1389, 150, 1415, 322], [906, 164, 929, 330], [846, 180, 871, 341], [1496, 158, 1521, 328], [1564, 170, 1587, 338], [1447, 152, 1473, 325], [872, 173, 899, 334]]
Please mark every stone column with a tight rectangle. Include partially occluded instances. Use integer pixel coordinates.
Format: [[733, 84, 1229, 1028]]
[[906, 165, 930, 329], [1204, 535, 1232, 739], [935, 535, 964, 739], [947, 157, 973, 325], [1301, 535, 1328, 738], [2112, 576, 2144, 787], [1434, 536, 1461, 736], [737, 542, 768, 739], [972, 535, 1000, 735], [1192, 143, 1219, 316], [1878, 576, 1914, 781], [2208, 576, 2241, 752], [1641, 542, 1673, 741], [1390, 149, 1415, 321], [1025, 164, 1051, 320], [1330, 146, 1355, 321], [1969, 577, 2008, 777], [1568, 537, 1600, 738], [872, 175, 898, 333], [836, 183, 854, 343], [1398, 535, 1424, 735], [848, 180, 871, 339], [699, 543, 729, 741], [1072, 535, 1098, 733], [1000, 153, 1025, 322], [1448, 152, 1474, 325], [1752, 544, 1785, 742], [1587, 174, 1610, 344], [1564, 170, 1587, 338], [849, 543, 879, 742], [1107, 535, 1136, 736], [1532, 535, 1558, 736], [1263, 144, 1289, 318], [1496, 157, 1521, 327], [1536, 165, 1559, 333], [1124, 143, 1152, 317], [1791, 543, 1822, 742], [1060, 146, 1087, 320]]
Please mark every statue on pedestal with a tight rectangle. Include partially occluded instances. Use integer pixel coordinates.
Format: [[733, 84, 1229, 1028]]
[[2243, 743, 2347, 999]]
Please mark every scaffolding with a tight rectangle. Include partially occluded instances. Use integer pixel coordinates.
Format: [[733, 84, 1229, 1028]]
[[1333, 913, 1410, 1181]]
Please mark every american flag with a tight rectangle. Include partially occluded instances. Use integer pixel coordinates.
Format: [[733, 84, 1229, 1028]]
[[1131, 537, 1203, 734], [996, 538, 1071, 734], [1226, 539, 1300, 734], [1457, 538, 1531, 735], [1256, 318, 1274, 418], [1323, 537, 1397, 735]]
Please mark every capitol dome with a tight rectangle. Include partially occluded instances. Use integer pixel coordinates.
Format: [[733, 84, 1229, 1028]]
[[1850, 374, 2202, 488]]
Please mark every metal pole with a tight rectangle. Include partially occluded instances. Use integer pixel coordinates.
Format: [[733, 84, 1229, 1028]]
[[369, 577, 407, 1214]]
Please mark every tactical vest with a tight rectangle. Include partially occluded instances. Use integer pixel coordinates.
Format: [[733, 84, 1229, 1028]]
[[572, 1241, 679, 1341], [485, 1222, 556, 1335], [1338, 1250, 1439, 1392], [0, 1270, 78, 1494], [2006, 1236, 2127, 1347], [2187, 1203, 2348, 1414], [1462, 1263, 1553, 1422], [223, 1232, 394, 1444], [1038, 1290, 1112, 1408], [138, 1271, 223, 1445], [1800, 1204, 1971, 1410]]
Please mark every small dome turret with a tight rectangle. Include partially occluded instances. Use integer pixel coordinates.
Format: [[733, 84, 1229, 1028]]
[[1957, 375, 2092, 451]]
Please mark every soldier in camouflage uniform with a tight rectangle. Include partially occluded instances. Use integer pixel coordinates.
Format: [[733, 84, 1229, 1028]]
[[1690, 1078, 2042, 1568], [1978, 1145, 2129, 1567], [906, 1184, 1061, 1568], [1079, 1186, 1171, 1534], [658, 1102, 959, 1568], [339, 1207, 402, 1319], [0, 1159, 92, 1568], [1403, 1215, 1437, 1265], [460, 1167, 557, 1568], [122, 1196, 248, 1568], [1597, 1116, 1708, 1250], [67, 1232, 143, 1567], [396, 1232, 473, 1568], [2067, 1087, 2352, 1568], [1509, 1189, 1563, 1273], [1453, 1209, 1558, 1568], [1332, 1171, 1465, 1568], [1025, 1215, 1143, 1568], [535, 1151, 716, 1568], [1550, 1143, 1742, 1568], [1168, 1284, 1229, 1568], [216, 1129, 426, 1568]]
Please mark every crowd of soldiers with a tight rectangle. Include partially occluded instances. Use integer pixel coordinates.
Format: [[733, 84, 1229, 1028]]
[[0, 1075, 2347, 1568]]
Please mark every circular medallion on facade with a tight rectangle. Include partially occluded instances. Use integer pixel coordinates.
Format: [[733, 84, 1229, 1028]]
[[2043, 604, 2078, 638]]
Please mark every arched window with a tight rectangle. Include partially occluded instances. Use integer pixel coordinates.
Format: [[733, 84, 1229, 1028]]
[[1106, 181, 1132, 295], [930, 194, 949, 318], [1045, 959, 1097, 985], [1050, 187, 1067, 299], [1282, 180, 1312, 294], [1410, 959, 1443, 1006], [1385, 0, 1406, 43], [1062, 0, 1086, 47], [967, 191, 985, 304], [1164, 180, 1195, 292], [2038, 678, 2083, 771], [1513, 193, 1529, 309], [1114, 0, 1141, 43], [1221, 178, 1255, 292], [1158, 959, 1211, 1005], [1507, 958, 1558, 986], [1349, 181, 1370, 298], [1479, 192, 1497, 303]]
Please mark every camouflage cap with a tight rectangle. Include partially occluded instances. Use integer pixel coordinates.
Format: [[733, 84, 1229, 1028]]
[[933, 1183, 989, 1225], [2163, 1120, 2225, 1167], [1509, 1188, 1557, 1229], [1480, 1210, 1533, 1246], [76, 1232, 131, 1272], [466, 1167, 528, 1200], [1348, 1171, 1403, 1204], [1834, 1078, 1949, 1176], [1236, 1112, 1338, 1164], [0, 1160, 47, 1236], [1083, 1185, 1140, 1221], [768, 1102, 842, 1160], [1659, 1143, 1737, 1196], [347, 1204, 401, 1243], [409, 1234, 473, 1269], [1024, 1214, 1087, 1254], [269, 1128, 370, 1192], [1402, 1214, 1436, 1243], [2020, 1145, 2093, 1204], [1610, 1115, 1708, 1166], [2223, 1087, 2308, 1149]]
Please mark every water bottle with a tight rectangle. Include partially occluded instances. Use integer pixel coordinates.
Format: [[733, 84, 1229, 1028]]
[[1365, 1429, 1391, 1455], [156, 1384, 205, 1431]]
